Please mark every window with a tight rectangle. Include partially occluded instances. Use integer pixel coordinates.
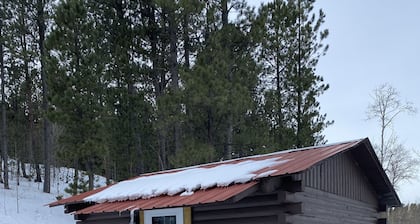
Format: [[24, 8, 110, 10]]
[[142, 207, 191, 224], [152, 216, 176, 224]]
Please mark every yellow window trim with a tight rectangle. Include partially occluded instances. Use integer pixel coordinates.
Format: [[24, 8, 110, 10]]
[[140, 210, 144, 224], [183, 207, 191, 224]]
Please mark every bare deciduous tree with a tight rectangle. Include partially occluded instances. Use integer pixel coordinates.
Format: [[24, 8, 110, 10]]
[[367, 83, 418, 188]]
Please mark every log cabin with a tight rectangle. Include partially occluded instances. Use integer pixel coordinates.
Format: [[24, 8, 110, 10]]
[[49, 138, 400, 224]]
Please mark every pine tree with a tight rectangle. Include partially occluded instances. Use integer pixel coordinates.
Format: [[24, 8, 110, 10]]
[[183, 0, 260, 161], [8, 0, 44, 184], [37, 0, 52, 193], [255, 0, 331, 148], [0, 0, 9, 189], [0, 0, 54, 187], [145, 1, 169, 170], [286, 0, 331, 147], [144, 0, 185, 170], [94, 0, 156, 180], [254, 0, 296, 150], [46, 0, 107, 191]]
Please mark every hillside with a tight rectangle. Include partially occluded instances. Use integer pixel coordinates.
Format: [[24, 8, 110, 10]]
[[0, 165, 106, 224]]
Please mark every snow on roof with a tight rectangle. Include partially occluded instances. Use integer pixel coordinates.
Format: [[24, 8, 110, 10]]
[[49, 139, 369, 209], [84, 157, 288, 203]]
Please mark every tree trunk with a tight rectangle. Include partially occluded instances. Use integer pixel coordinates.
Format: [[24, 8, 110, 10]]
[[225, 65, 233, 160], [129, 80, 143, 174], [37, 0, 51, 193], [380, 114, 386, 164], [135, 132, 143, 174], [168, 5, 181, 154], [158, 131, 167, 170], [221, 0, 228, 26], [72, 167, 79, 195], [103, 152, 110, 184], [127, 80, 134, 177], [17, 160, 20, 185], [24, 29, 35, 186], [225, 114, 233, 160], [296, 0, 303, 148], [20, 161, 27, 178], [34, 163, 42, 182], [86, 159, 94, 191], [206, 107, 213, 146], [182, 13, 190, 69], [88, 171, 94, 191], [115, 0, 134, 178], [148, 4, 168, 170], [0, 14, 9, 189], [275, 47, 284, 144]]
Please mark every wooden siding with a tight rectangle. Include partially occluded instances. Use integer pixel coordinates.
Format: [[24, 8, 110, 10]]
[[291, 187, 378, 224], [75, 212, 131, 224], [303, 151, 377, 205], [193, 191, 298, 224]]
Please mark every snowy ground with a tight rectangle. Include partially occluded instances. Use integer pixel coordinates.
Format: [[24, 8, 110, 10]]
[[0, 164, 106, 224], [0, 179, 74, 224]]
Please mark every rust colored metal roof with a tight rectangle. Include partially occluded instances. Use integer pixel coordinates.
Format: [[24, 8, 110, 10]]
[[48, 185, 112, 207], [75, 182, 258, 214], [261, 140, 360, 176], [50, 139, 364, 213]]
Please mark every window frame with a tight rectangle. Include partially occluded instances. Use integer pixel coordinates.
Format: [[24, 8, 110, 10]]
[[144, 207, 184, 224]]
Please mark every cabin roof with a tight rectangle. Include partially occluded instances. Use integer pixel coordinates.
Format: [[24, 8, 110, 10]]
[[49, 138, 400, 214]]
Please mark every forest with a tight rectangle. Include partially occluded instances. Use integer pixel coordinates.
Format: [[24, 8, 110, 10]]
[[0, 0, 331, 194]]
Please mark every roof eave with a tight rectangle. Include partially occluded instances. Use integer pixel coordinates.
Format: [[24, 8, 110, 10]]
[[358, 138, 402, 207]]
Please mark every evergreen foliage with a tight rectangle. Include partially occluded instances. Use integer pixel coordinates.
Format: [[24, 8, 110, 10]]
[[64, 171, 89, 195], [184, 23, 259, 160], [255, 0, 331, 149], [0, 0, 332, 191], [46, 0, 107, 190]]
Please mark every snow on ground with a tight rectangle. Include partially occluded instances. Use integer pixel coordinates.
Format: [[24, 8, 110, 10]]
[[0, 163, 106, 224], [0, 179, 74, 224], [85, 157, 288, 203]]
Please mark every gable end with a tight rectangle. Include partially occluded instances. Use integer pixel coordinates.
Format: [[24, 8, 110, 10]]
[[303, 151, 377, 205]]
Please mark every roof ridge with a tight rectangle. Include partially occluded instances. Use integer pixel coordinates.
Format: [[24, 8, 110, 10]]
[[138, 138, 366, 177]]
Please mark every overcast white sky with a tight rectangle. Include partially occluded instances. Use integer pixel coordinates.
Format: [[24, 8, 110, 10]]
[[247, 0, 420, 204]]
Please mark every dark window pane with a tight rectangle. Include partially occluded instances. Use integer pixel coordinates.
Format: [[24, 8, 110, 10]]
[[152, 216, 176, 224]]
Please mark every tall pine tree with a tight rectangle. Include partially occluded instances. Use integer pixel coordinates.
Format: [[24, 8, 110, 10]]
[[0, 0, 10, 189], [255, 0, 331, 149], [286, 0, 331, 147], [37, 0, 52, 193], [47, 0, 107, 192], [183, 0, 260, 161]]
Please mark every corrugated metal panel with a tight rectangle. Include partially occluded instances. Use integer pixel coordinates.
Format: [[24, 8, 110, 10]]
[[48, 185, 112, 207], [50, 139, 363, 213], [75, 182, 258, 214], [303, 152, 377, 204]]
